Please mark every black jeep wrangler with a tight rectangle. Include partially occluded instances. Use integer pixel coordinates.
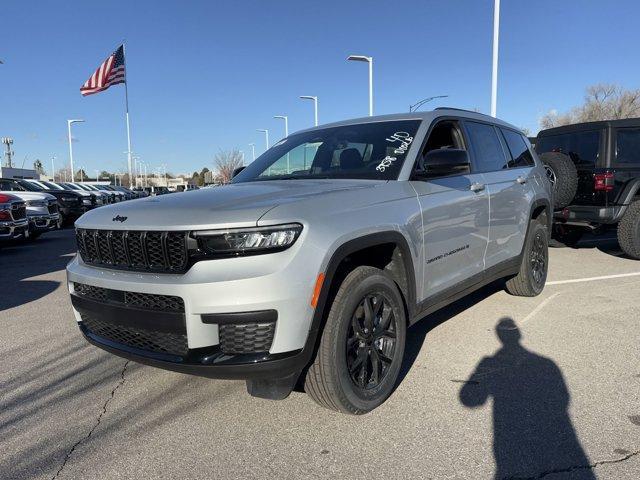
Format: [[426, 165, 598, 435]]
[[535, 118, 640, 258]]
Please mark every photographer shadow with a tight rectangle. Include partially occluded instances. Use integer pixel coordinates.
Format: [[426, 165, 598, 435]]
[[459, 318, 595, 479]]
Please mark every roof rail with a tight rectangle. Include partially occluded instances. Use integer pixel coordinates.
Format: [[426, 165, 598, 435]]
[[434, 107, 483, 114]]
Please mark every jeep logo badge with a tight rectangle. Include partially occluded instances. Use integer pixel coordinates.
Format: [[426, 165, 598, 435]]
[[112, 215, 128, 223]]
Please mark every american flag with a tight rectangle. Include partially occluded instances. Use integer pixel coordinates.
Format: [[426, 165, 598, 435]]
[[80, 45, 126, 96]]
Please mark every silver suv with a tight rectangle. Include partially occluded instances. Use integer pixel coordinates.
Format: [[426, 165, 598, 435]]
[[66, 109, 552, 414]]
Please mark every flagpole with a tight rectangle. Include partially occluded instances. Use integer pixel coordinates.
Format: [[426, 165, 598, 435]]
[[122, 43, 133, 188]]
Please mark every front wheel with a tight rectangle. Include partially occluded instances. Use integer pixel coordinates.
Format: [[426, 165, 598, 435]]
[[304, 266, 407, 414], [505, 220, 548, 297]]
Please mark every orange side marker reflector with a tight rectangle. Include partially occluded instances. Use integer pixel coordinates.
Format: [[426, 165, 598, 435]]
[[310, 273, 325, 308]]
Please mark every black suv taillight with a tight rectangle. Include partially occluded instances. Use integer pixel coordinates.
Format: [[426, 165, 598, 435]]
[[594, 172, 614, 192]]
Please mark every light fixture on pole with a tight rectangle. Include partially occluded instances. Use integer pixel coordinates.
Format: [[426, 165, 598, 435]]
[[248, 143, 256, 161], [409, 95, 449, 112], [299, 96, 318, 126], [67, 119, 85, 182], [346, 55, 373, 116], [256, 129, 269, 151], [491, 0, 500, 117]]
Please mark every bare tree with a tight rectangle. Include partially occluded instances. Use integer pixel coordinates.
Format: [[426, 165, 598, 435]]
[[214, 149, 244, 184], [55, 166, 72, 182], [540, 83, 640, 129]]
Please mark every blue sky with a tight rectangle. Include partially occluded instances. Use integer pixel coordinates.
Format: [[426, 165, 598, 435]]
[[2, 0, 640, 176]]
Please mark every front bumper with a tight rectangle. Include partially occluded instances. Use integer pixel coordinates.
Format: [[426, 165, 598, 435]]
[[60, 204, 88, 218], [66, 238, 320, 379], [0, 218, 29, 241], [28, 213, 61, 232]]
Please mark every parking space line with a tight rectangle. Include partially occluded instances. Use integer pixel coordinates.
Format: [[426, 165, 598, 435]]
[[520, 292, 561, 324], [547, 272, 640, 285]]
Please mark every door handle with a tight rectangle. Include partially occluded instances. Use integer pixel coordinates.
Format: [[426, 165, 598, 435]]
[[470, 182, 485, 192], [516, 176, 527, 185]]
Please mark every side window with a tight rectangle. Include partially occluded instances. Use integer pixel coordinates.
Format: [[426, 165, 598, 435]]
[[501, 129, 535, 168], [422, 120, 465, 154], [465, 121, 509, 172], [0, 180, 21, 191], [616, 128, 640, 164]]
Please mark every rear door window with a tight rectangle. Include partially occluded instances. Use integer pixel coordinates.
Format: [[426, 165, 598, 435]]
[[615, 128, 640, 165], [464, 121, 509, 172], [501, 129, 535, 168], [535, 130, 601, 166]]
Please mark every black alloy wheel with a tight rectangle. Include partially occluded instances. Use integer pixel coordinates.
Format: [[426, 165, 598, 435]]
[[346, 293, 397, 391]]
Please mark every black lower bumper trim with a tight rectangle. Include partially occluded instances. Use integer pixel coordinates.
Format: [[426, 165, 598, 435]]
[[80, 326, 305, 380]]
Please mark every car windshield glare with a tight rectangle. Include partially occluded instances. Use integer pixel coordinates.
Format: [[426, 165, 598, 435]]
[[233, 120, 421, 183]]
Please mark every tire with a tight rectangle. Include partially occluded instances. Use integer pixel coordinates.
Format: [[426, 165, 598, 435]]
[[505, 220, 548, 297], [550, 226, 583, 248], [617, 200, 640, 260], [540, 152, 578, 209], [304, 266, 407, 414], [24, 232, 41, 242]]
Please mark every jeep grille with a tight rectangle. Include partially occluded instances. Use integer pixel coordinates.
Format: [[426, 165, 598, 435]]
[[76, 229, 189, 273]]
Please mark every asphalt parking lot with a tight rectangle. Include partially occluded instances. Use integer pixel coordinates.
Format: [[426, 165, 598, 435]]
[[1, 229, 639, 480]]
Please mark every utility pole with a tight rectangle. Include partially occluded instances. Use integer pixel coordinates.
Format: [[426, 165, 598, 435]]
[[491, 0, 500, 117], [1, 137, 14, 168]]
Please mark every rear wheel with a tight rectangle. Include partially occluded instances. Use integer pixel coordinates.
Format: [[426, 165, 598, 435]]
[[540, 152, 578, 209], [617, 201, 640, 260], [506, 220, 548, 297], [304, 266, 406, 414]]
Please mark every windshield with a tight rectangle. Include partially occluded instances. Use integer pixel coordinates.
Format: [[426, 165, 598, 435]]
[[17, 180, 41, 191], [41, 181, 63, 190], [233, 120, 421, 183]]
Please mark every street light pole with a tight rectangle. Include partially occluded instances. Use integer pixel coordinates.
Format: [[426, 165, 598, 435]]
[[491, 0, 500, 117], [299, 96, 318, 126], [274, 115, 289, 173], [67, 119, 85, 182], [51, 156, 56, 181], [347, 55, 373, 116], [249, 143, 256, 161], [257, 129, 269, 151]]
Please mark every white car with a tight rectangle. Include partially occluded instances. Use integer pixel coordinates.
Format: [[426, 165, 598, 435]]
[[0, 178, 60, 239]]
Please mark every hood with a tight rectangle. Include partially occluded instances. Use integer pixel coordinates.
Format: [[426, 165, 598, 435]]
[[76, 179, 384, 230], [0, 190, 55, 202]]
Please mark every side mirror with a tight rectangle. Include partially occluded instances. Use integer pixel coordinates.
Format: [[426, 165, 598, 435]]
[[232, 166, 246, 178], [417, 149, 470, 178]]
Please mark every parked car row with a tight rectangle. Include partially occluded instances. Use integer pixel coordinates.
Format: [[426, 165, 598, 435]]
[[0, 178, 145, 247]]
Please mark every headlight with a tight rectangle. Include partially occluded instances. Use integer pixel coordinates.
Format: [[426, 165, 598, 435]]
[[193, 223, 302, 256], [82, 198, 92, 205]]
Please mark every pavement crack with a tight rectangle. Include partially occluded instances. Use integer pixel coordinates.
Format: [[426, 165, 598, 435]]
[[51, 360, 130, 480], [502, 449, 640, 479]]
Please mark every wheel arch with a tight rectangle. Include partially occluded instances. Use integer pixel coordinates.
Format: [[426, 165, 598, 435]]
[[617, 178, 640, 206], [530, 198, 552, 232], [300, 231, 418, 368]]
